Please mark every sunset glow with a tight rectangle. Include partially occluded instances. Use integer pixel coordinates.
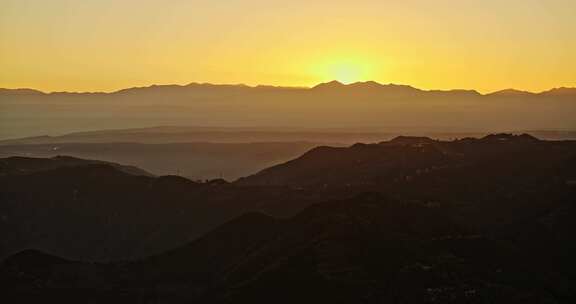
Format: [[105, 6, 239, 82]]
[[1, 1, 576, 300], [331, 65, 362, 85], [1, 0, 575, 93], [302, 53, 378, 85]]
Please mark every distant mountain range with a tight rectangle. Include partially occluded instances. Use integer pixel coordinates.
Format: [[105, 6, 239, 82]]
[[3, 126, 576, 146], [1, 81, 575, 139], [2, 81, 575, 96]]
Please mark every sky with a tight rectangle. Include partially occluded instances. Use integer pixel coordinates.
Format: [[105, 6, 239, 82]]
[[0, 0, 574, 93]]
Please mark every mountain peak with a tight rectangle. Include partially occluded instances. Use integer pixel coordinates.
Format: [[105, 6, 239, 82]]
[[312, 80, 345, 89], [0, 88, 46, 95], [481, 133, 540, 143], [386, 136, 436, 146], [311, 80, 422, 95], [539, 87, 576, 96], [488, 88, 535, 97], [347, 80, 383, 88]]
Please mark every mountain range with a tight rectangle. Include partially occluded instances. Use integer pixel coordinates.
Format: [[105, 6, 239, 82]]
[[3, 81, 576, 96], [2, 81, 575, 139]]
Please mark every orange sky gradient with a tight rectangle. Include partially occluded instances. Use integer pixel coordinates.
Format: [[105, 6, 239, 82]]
[[1, 0, 574, 93]]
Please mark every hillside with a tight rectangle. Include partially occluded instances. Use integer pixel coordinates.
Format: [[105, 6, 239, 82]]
[[0, 155, 152, 177], [237, 134, 573, 188], [1, 134, 576, 302], [0, 156, 329, 261], [3, 191, 576, 303], [2, 135, 575, 262], [0, 142, 324, 180]]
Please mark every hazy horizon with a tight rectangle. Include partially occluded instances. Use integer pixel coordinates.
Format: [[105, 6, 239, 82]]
[[2, 80, 575, 139]]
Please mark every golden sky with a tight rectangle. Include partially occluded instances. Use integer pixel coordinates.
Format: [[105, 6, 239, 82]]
[[1, 0, 574, 93]]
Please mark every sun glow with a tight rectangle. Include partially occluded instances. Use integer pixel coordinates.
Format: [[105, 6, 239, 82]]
[[1, 1, 575, 92], [312, 57, 376, 85], [332, 64, 363, 84]]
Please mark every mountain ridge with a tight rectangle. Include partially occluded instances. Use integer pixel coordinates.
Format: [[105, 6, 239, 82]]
[[2, 81, 575, 96]]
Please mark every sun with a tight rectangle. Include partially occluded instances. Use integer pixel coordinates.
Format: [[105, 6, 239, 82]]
[[332, 64, 363, 84], [315, 59, 373, 85]]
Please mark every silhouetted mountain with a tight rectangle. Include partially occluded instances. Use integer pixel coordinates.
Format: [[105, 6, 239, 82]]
[[237, 134, 573, 189], [480, 133, 539, 143], [239, 145, 450, 187], [2, 82, 575, 139], [427, 88, 482, 97], [0, 155, 152, 177], [3, 187, 575, 303], [0, 88, 45, 95], [386, 135, 436, 145], [2, 82, 572, 97], [312, 80, 346, 90], [0, 142, 326, 179], [347, 80, 386, 89], [313, 81, 422, 96], [3, 136, 575, 264], [0, 159, 206, 260], [0, 156, 337, 261], [236, 137, 457, 187], [487, 88, 535, 97], [1, 136, 576, 302], [539, 87, 576, 96]]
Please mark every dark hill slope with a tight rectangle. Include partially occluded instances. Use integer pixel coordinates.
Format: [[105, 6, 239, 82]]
[[0, 157, 328, 261], [0, 155, 152, 177], [236, 138, 459, 187], [3, 191, 576, 303], [237, 134, 575, 189]]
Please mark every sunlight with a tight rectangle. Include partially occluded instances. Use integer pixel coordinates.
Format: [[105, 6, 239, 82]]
[[316, 58, 374, 84], [331, 64, 363, 84]]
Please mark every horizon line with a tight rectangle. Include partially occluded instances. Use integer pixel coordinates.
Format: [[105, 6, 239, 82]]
[[1, 80, 575, 96]]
